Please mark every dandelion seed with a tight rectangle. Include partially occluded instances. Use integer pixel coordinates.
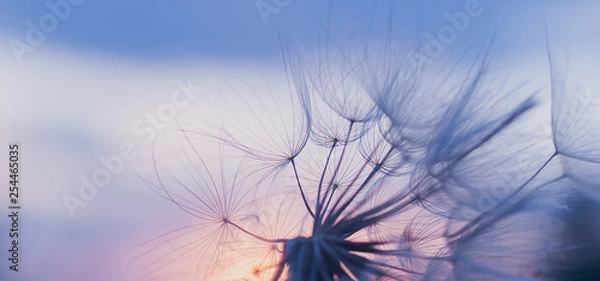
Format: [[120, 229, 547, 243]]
[[132, 31, 599, 281]]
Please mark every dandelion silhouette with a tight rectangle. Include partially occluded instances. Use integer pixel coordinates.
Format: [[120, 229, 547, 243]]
[[131, 36, 600, 281]]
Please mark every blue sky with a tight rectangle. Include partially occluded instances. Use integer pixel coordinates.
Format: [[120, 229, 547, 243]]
[[2, 0, 593, 61]]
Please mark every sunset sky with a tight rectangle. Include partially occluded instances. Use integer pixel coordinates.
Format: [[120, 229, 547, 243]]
[[0, 1, 598, 280]]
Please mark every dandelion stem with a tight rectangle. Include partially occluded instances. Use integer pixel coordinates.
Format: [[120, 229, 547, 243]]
[[316, 122, 355, 224], [314, 140, 338, 229], [319, 184, 339, 229], [224, 219, 287, 244], [446, 151, 559, 239], [335, 147, 395, 221], [339, 99, 543, 234], [451, 174, 567, 247], [324, 146, 394, 229], [290, 159, 315, 218]]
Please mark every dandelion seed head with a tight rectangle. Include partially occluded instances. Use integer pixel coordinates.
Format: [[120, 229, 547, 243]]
[[134, 31, 599, 281]]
